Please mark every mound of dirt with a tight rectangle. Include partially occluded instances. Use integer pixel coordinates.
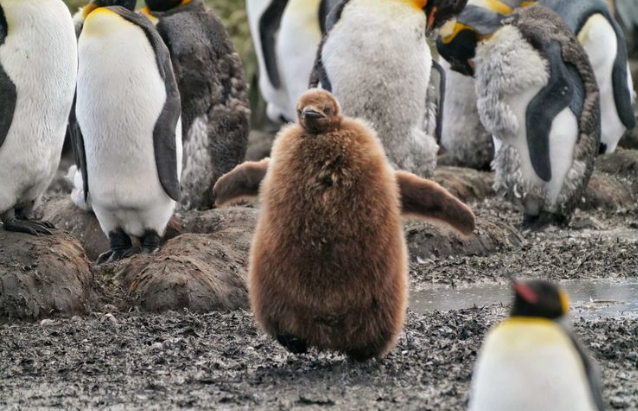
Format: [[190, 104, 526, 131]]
[[433, 166, 495, 203], [582, 172, 635, 210], [117, 229, 252, 314], [404, 216, 524, 261], [0, 230, 95, 320]]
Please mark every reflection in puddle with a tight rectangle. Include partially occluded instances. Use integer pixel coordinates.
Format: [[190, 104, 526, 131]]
[[410, 279, 638, 319]]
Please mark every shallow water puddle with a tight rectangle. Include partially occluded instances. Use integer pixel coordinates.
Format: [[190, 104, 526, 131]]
[[411, 279, 638, 319]]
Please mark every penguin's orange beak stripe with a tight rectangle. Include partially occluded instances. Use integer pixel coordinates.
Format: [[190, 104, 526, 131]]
[[427, 7, 438, 31], [514, 282, 538, 304]]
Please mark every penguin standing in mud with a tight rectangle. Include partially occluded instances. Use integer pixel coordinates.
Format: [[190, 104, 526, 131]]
[[470, 279, 603, 411], [141, 0, 251, 210], [437, 0, 635, 155], [0, 0, 77, 235], [473, 5, 600, 229], [213, 89, 476, 360], [310, 0, 468, 178], [247, 0, 337, 123], [73, 6, 182, 263]]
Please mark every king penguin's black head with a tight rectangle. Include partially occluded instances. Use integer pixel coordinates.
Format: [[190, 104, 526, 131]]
[[436, 26, 478, 76], [510, 279, 569, 320], [145, 0, 184, 12], [424, 0, 469, 33]]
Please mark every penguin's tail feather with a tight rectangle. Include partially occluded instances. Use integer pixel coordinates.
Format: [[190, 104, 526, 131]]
[[66, 165, 92, 212]]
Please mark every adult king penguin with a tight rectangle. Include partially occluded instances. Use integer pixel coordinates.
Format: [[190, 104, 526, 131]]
[[469, 279, 604, 411], [141, 0, 251, 210], [73, 6, 182, 263], [246, 0, 339, 123], [0, 0, 77, 235], [473, 5, 600, 229], [437, 0, 636, 154], [310, 0, 468, 178]]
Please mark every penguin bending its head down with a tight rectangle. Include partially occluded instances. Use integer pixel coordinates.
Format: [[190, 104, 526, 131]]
[[72, 0, 136, 35], [214, 89, 476, 360], [310, 0, 468, 179], [469, 279, 604, 411], [0, 0, 77, 235], [473, 5, 600, 230], [437, 0, 635, 155], [73, 6, 182, 263], [141, 0, 250, 211]]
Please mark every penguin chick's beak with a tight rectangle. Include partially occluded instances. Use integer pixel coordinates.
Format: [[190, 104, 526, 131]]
[[302, 108, 326, 120]]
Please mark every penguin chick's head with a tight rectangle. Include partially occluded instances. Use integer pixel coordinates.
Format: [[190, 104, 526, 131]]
[[83, 0, 136, 17], [424, 0, 469, 32], [145, 0, 191, 12], [296, 89, 342, 134], [511, 280, 570, 320]]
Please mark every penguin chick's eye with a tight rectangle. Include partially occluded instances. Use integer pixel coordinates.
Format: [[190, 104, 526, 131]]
[[324, 106, 332, 115]]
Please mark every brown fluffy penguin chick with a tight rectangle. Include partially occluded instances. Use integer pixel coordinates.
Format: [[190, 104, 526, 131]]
[[214, 89, 475, 361]]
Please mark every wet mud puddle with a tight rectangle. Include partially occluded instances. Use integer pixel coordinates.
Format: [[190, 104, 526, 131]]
[[411, 279, 638, 319]]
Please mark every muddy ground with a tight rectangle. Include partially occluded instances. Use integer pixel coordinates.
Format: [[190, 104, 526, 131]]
[[1, 147, 637, 409]]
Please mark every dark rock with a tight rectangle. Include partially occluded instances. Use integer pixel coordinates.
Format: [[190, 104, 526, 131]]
[[0, 230, 95, 320], [582, 172, 635, 210]]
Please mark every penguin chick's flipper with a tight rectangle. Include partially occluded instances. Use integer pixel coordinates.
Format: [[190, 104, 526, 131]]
[[276, 332, 308, 354], [0, 7, 17, 151], [525, 40, 574, 183], [96, 230, 135, 264], [118, 9, 181, 202], [213, 159, 270, 207], [395, 170, 475, 237], [1, 209, 53, 236], [260, 0, 289, 89]]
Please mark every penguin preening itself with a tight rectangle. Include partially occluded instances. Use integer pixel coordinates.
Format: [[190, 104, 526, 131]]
[[0, 0, 77, 235], [72, 6, 182, 263], [214, 89, 476, 360], [310, 0, 468, 179], [473, 5, 600, 229], [469, 279, 604, 411], [141, 0, 251, 210], [246, 0, 338, 123], [437, 0, 636, 155]]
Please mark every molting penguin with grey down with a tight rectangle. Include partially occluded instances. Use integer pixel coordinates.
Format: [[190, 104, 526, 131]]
[[437, 0, 635, 155], [72, 6, 182, 263], [310, 0, 468, 179], [142, 0, 250, 210], [474, 5, 600, 230], [0, 0, 77, 235]]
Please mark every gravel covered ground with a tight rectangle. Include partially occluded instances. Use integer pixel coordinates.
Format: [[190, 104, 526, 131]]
[[1, 196, 637, 410]]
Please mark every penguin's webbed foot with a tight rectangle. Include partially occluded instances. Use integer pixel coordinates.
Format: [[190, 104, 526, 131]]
[[1, 209, 53, 236], [276, 332, 308, 354], [96, 230, 135, 264], [140, 231, 161, 254]]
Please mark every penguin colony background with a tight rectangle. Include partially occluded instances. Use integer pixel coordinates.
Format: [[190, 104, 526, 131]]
[[0, 0, 636, 408]]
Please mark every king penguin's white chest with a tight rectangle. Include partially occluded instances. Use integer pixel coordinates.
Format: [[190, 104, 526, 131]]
[[0, 0, 77, 196], [76, 10, 169, 207]]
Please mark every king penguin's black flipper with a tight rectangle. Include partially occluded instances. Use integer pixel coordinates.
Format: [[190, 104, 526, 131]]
[[526, 40, 574, 183], [259, 0, 289, 90], [610, 21, 636, 130], [116, 7, 181, 201], [565, 329, 605, 411], [0, 5, 16, 151], [68, 92, 90, 201], [431, 59, 447, 144]]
